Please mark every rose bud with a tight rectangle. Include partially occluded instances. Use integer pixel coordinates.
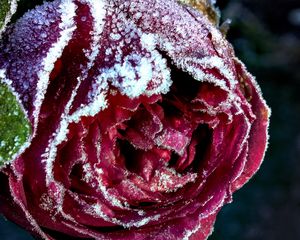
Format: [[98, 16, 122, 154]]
[[0, 0, 270, 239]]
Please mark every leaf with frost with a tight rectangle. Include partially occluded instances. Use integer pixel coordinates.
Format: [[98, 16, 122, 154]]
[[0, 0, 18, 35], [178, 0, 220, 25], [0, 81, 31, 167]]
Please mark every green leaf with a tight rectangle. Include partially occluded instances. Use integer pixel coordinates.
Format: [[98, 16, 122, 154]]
[[0, 0, 18, 34], [0, 80, 31, 167]]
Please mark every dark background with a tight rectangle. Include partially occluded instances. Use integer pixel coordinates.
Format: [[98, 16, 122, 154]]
[[1, 0, 300, 239]]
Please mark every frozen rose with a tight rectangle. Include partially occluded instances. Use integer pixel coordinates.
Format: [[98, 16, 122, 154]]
[[0, 0, 270, 239]]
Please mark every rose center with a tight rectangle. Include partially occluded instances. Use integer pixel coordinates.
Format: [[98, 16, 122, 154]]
[[115, 98, 211, 194]]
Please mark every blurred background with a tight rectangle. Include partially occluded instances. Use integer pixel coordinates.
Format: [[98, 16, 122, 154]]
[[1, 0, 300, 239], [211, 0, 300, 239]]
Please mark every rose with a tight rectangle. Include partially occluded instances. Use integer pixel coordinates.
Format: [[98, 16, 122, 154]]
[[0, 0, 270, 239]]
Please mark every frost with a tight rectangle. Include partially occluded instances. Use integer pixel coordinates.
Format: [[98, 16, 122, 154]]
[[92, 203, 161, 228], [93, 166, 130, 209], [155, 128, 190, 156], [34, 0, 77, 131], [150, 167, 198, 193], [106, 53, 154, 98], [182, 222, 201, 240]]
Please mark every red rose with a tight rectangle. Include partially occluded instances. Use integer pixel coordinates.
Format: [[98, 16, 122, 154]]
[[0, 0, 270, 239]]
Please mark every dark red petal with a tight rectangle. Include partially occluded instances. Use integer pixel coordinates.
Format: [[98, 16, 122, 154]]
[[231, 59, 270, 191]]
